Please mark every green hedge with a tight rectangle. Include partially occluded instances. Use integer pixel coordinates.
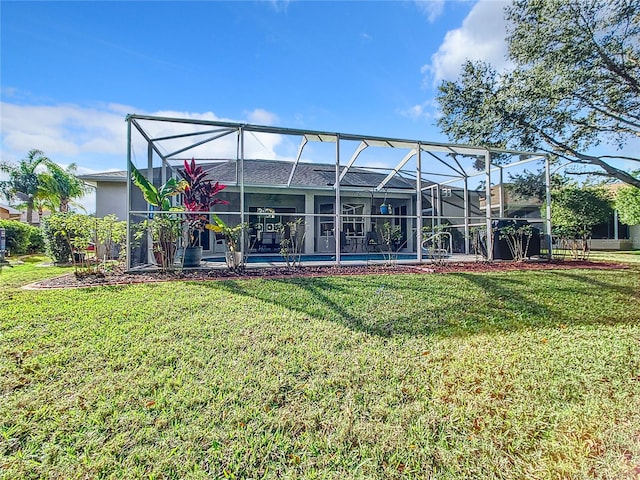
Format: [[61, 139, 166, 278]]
[[0, 219, 43, 255]]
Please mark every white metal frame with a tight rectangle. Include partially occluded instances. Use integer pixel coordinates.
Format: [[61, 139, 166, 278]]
[[125, 114, 550, 269]]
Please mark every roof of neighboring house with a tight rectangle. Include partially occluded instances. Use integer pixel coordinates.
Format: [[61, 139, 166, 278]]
[[0, 204, 21, 215], [79, 159, 422, 190], [19, 210, 50, 225]]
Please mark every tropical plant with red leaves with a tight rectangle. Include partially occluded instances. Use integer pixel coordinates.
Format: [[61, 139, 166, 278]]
[[177, 158, 228, 246]]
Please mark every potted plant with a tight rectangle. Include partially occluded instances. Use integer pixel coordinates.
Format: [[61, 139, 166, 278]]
[[209, 215, 247, 271], [176, 159, 227, 267], [133, 215, 182, 270], [129, 161, 182, 271]]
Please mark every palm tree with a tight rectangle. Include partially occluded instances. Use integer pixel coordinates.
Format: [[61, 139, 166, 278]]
[[37, 163, 88, 213], [0, 149, 51, 224]]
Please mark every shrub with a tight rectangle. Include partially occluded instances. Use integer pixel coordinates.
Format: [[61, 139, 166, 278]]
[[96, 214, 127, 260], [615, 183, 640, 226], [498, 222, 533, 262], [0, 219, 41, 255], [28, 226, 45, 253], [42, 212, 127, 271], [42, 213, 80, 264], [544, 186, 613, 260]]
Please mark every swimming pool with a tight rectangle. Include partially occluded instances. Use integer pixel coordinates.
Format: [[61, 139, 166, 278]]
[[203, 252, 419, 263]]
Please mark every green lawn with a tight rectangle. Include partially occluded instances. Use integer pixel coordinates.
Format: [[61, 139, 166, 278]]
[[590, 249, 640, 265], [1, 258, 639, 479], [0, 255, 70, 290]]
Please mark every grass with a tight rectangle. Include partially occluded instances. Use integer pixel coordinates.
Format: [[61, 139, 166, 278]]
[[590, 249, 640, 265], [1, 256, 639, 479], [0, 255, 70, 290]]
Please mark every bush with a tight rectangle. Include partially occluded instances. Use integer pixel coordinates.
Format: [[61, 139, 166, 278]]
[[0, 219, 42, 255], [42, 212, 127, 269], [96, 214, 127, 260], [28, 227, 45, 253], [615, 183, 640, 226], [546, 186, 613, 260], [42, 213, 76, 264]]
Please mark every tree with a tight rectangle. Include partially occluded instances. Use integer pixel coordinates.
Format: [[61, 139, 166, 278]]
[[551, 186, 612, 232], [507, 169, 567, 202], [37, 163, 88, 213], [436, 0, 640, 189], [550, 186, 613, 258], [615, 172, 640, 225], [0, 149, 52, 224]]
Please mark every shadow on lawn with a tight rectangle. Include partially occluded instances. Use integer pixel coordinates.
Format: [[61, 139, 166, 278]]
[[201, 268, 639, 338], [545, 269, 640, 299]]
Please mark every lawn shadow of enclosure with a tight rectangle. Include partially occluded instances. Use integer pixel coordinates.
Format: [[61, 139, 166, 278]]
[[198, 268, 640, 338]]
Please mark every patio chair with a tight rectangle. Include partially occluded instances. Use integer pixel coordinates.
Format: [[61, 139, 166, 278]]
[[340, 231, 352, 253], [365, 231, 382, 252], [260, 232, 283, 252]]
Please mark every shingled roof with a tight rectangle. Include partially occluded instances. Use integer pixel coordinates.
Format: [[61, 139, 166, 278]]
[[81, 159, 420, 190], [200, 159, 416, 189]]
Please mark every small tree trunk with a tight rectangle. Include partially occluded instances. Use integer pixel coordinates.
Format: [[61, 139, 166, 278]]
[[26, 202, 34, 225]]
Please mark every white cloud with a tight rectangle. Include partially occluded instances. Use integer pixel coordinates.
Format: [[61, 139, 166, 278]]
[[414, 0, 445, 23], [424, 0, 511, 85], [397, 101, 437, 121], [246, 108, 279, 126], [0, 102, 286, 214], [0, 103, 285, 170], [0, 103, 129, 159]]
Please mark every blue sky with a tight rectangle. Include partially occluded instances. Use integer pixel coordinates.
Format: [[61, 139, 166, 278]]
[[1, 0, 512, 209]]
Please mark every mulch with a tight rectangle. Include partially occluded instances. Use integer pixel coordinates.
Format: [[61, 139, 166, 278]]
[[23, 259, 628, 290]]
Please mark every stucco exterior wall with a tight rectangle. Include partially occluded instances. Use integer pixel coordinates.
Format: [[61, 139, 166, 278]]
[[96, 182, 128, 221]]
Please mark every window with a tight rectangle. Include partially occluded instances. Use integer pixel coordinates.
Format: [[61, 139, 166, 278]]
[[342, 203, 364, 235]]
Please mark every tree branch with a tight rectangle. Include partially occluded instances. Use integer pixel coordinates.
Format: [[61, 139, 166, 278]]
[[514, 115, 640, 188], [600, 155, 640, 163]]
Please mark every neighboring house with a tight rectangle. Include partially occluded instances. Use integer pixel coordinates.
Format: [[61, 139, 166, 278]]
[[477, 183, 640, 250], [479, 186, 544, 220], [78, 170, 129, 221], [590, 183, 640, 250], [0, 204, 50, 226], [19, 210, 50, 226], [0, 204, 21, 221]]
